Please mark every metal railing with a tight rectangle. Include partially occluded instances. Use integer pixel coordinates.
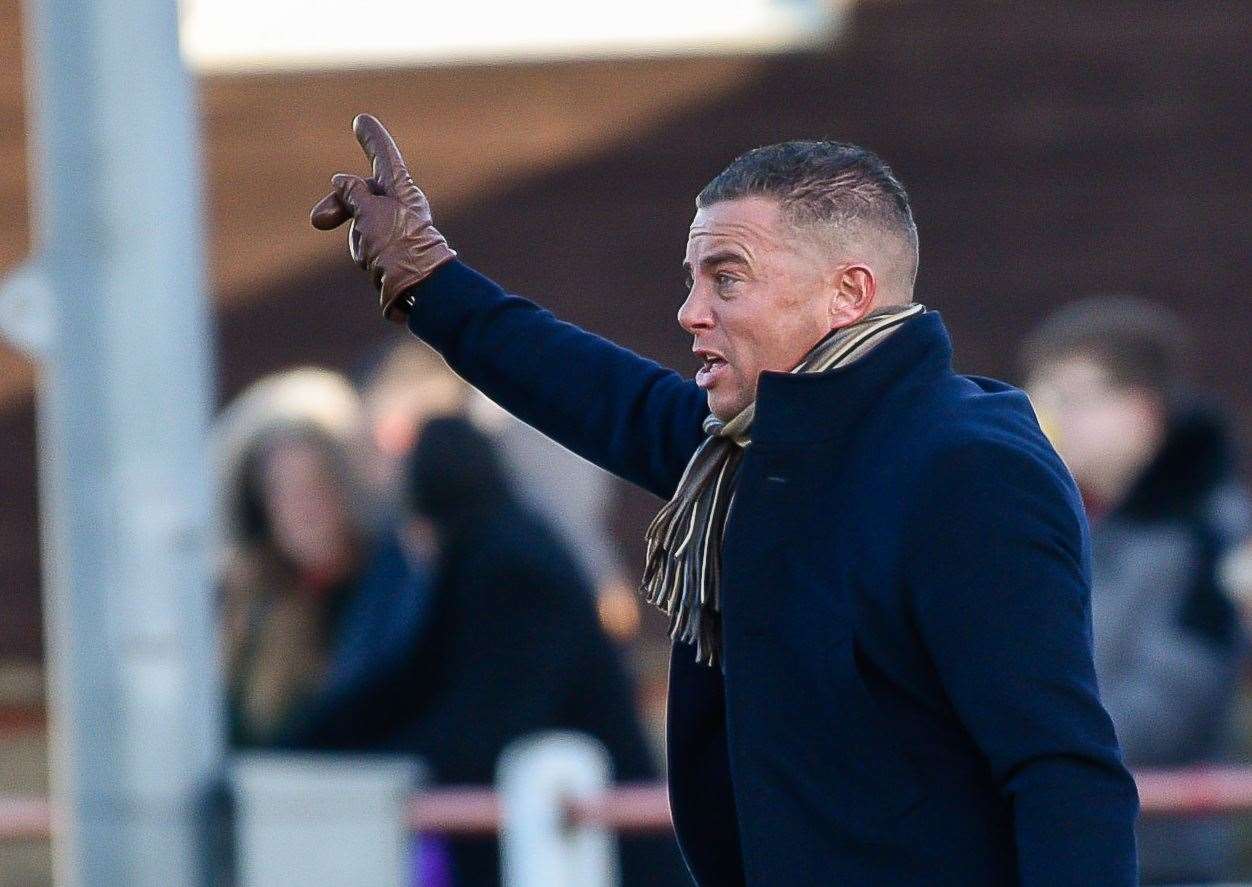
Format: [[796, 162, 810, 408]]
[[11, 766, 1252, 840], [0, 794, 52, 841], [404, 783, 669, 835], [8, 751, 1252, 885]]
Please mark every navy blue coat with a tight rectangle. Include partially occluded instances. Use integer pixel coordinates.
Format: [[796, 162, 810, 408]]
[[405, 260, 1139, 886]]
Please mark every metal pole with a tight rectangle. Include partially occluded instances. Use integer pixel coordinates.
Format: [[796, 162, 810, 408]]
[[12, 0, 224, 883]]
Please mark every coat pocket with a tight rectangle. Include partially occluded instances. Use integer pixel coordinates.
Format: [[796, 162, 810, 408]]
[[823, 637, 926, 829]]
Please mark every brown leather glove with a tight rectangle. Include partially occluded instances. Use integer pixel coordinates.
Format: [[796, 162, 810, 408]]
[[310, 114, 456, 324]]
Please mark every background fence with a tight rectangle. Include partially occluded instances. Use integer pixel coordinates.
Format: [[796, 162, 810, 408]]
[[6, 731, 1252, 886]]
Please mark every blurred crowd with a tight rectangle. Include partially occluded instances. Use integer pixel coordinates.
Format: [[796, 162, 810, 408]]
[[210, 296, 1252, 886], [210, 343, 687, 886]]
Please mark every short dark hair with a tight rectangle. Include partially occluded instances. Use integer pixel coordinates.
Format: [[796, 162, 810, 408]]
[[697, 140, 918, 274], [1019, 295, 1190, 397], [405, 416, 515, 527]]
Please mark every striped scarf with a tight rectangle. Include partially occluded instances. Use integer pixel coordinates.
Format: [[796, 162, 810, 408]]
[[641, 303, 926, 667]]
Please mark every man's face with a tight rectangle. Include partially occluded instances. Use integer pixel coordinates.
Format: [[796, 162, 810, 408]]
[[680, 197, 833, 420], [1025, 354, 1164, 502]]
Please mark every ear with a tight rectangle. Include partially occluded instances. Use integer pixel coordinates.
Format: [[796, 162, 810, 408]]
[[829, 264, 877, 328]]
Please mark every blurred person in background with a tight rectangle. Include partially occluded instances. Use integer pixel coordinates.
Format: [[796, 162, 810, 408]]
[[1023, 297, 1250, 885], [359, 340, 642, 644], [362, 414, 689, 887], [212, 368, 434, 750]]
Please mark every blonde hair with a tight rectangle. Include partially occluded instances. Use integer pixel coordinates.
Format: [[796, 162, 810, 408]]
[[211, 368, 378, 743]]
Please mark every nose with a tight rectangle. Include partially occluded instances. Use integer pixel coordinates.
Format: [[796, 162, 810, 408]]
[[677, 284, 713, 334]]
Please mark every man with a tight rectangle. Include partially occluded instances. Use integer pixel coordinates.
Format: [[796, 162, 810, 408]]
[[311, 116, 1138, 885], [1023, 297, 1248, 884]]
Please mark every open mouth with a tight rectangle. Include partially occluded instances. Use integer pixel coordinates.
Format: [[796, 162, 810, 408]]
[[695, 355, 727, 389]]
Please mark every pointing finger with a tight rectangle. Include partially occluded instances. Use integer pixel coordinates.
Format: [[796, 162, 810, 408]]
[[353, 114, 409, 195]]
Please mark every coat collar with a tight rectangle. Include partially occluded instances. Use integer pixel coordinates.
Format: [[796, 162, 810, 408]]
[[750, 311, 954, 446]]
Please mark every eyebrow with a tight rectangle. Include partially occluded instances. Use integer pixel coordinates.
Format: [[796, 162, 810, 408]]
[[681, 250, 749, 274]]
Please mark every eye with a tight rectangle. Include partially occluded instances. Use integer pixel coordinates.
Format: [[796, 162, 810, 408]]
[[682, 273, 694, 292], [714, 271, 738, 293]]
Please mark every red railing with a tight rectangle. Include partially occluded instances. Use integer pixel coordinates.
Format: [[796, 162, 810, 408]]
[[0, 795, 53, 841], [8, 768, 1252, 842], [1135, 768, 1252, 817], [404, 782, 668, 836]]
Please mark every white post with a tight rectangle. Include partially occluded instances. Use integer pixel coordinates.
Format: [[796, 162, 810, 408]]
[[10, 0, 223, 883], [497, 732, 618, 887], [230, 754, 420, 887]]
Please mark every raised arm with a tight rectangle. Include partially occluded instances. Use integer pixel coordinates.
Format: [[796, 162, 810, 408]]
[[406, 261, 708, 499], [311, 115, 708, 498], [906, 437, 1139, 887]]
